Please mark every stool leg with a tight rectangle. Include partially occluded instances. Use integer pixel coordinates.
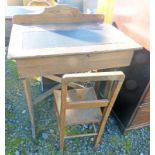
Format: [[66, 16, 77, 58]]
[[22, 78, 35, 138], [59, 104, 65, 151], [60, 119, 65, 151], [95, 81, 123, 147], [59, 85, 67, 151], [94, 107, 108, 147]]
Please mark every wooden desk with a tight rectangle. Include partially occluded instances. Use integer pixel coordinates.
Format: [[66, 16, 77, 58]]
[[7, 5, 141, 138]]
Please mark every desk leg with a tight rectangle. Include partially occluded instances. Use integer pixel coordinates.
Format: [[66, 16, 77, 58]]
[[22, 78, 35, 138]]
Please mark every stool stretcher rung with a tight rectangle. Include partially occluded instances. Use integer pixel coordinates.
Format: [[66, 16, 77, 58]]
[[34, 84, 61, 105], [44, 75, 86, 89], [64, 132, 98, 139], [66, 99, 109, 109]]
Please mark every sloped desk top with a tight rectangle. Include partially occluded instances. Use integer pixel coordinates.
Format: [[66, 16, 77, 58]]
[[8, 23, 141, 59]]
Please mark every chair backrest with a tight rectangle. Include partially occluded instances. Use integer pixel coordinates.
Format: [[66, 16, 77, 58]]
[[60, 71, 125, 110]]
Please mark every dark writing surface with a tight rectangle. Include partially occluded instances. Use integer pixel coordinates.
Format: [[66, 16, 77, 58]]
[[22, 27, 129, 50]]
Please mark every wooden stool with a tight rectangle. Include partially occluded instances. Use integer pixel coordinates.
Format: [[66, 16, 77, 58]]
[[53, 71, 125, 150]]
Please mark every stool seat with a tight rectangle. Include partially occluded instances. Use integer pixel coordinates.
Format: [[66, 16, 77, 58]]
[[54, 88, 102, 125]]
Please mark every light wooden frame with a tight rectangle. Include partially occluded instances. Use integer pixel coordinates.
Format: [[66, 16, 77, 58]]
[[54, 71, 125, 150]]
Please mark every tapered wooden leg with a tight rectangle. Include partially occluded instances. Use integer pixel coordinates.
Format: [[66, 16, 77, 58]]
[[60, 113, 65, 151], [22, 78, 36, 138], [94, 107, 109, 147], [59, 85, 67, 151], [95, 81, 124, 147], [60, 123, 65, 151], [59, 108, 65, 151]]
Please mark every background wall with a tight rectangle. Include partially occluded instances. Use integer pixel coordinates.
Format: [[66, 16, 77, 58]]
[[113, 0, 149, 50], [7, 0, 23, 6]]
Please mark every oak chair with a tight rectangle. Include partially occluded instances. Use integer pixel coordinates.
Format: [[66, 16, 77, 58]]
[[53, 71, 125, 150]]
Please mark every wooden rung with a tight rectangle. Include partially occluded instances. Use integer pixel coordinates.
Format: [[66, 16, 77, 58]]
[[44, 75, 61, 83], [44, 74, 85, 89], [33, 84, 61, 105], [66, 99, 109, 109], [64, 133, 98, 139]]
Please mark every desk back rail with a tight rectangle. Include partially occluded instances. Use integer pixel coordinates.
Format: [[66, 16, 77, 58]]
[[13, 5, 104, 24]]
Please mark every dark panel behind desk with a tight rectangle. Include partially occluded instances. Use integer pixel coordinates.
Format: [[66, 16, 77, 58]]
[[113, 48, 150, 132]]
